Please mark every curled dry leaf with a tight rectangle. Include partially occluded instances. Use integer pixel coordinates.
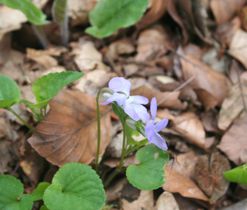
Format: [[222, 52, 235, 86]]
[[27, 48, 66, 69], [0, 6, 26, 40], [67, 0, 97, 26], [218, 72, 247, 130], [211, 0, 246, 24], [218, 115, 247, 165], [163, 165, 208, 202], [172, 112, 214, 150], [193, 152, 230, 203], [71, 39, 107, 72], [137, 0, 167, 29], [132, 83, 186, 110], [155, 192, 179, 210], [171, 151, 198, 178], [28, 90, 111, 166], [121, 191, 154, 210], [135, 26, 170, 62], [179, 52, 229, 109], [229, 29, 247, 69]]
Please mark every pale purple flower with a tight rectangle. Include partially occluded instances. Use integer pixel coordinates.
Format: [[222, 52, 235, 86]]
[[102, 77, 149, 122], [145, 97, 168, 150]]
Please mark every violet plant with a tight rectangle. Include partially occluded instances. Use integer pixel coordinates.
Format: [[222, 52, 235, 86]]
[[96, 77, 170, 190]]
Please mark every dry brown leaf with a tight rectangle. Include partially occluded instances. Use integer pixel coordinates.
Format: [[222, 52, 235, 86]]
[[68, 0, 97, 26], [171, 151, 198, 178], [229, 29, 247, 69], [218, 72, 247, 130], [155, 192, 179, 210], [211, 0, 246, 24], [27, 48, 66, 69], [132, 83, 186, 110], [75, 69, 115, 95], [28, 90, 111, 166], [172, 112, 214, 149], [137, 0, 167, 29], [194, 152, 230, 203], [218, 115, 247, 165], [180, 52, 229, 109], [0, 6, 26, 40], [135, 26, 170, 62], [122, 191, 154, 210], [105, 39, 135, 61], [163, 165, 208, 201], [71, 39, 107, 72]]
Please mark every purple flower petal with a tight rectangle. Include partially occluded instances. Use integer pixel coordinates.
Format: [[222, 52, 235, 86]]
[[133, 104, 149, 123], [155, 118, 168, 132], [109, 77, 131, 96], [149, 132, 168, 151], [150, 97, 157, 120], [131, 96, 149, 105], [124, 103, 140, 121], [102, 92, 126, 106]]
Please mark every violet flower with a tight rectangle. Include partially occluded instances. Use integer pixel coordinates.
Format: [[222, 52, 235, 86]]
[[145, 97, 168, 150], [102, 77, 149, 122]]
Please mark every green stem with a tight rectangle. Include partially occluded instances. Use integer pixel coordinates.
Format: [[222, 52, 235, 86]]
[[8, 108, 34, 131], [104, 120, 127, 187], [95, 90, 102, 173]]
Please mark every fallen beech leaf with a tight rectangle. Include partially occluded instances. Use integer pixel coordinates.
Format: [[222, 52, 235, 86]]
[[172, 112, 214, 149], [137, 0, 167, 29], [135, 26, 170, 62], [229, 29, 247, 69], [28, 90, 111, 166], [155, 192, 179, 210], [132, 83, 186, 110], [67, 0, 97, 26], [218, 72, 247, 130], [194, 152, 230, 203], [0, 6, 26, 40], [71, 39, 107, 72], [180, 52, 229, 109], [122, 191, 154, 210], [211, 0, 246, 24], [171, 152, 198, 178], [27, 48, 66, 69], [163, 165, 208, 201], [218, 115, 247, 165]]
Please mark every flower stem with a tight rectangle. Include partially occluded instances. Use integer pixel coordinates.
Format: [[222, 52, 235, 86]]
[[8, 108, 34, 131], [104, 120, 127, 187], [95, 90, 102, 173]]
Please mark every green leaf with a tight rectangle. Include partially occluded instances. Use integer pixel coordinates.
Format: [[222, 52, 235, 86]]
[[32, 71, 83, 106], [126, 144, 169, 190], [112, 103, 128, 124], [0, 74, 21, 108], [86, 0, 148, 38], [31, 182, 50, 201], [0, 0, 47, 25], [43, 163, 106, 210], [0, 175, 33, 210], [224, 164, 247, 185], [40, 205, 49, 210]]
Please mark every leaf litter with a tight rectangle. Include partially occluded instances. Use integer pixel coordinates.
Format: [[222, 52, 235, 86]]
[[1, 0, 247, 209]]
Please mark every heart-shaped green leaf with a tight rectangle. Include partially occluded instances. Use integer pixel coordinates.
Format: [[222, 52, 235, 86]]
[[0, 175, 33, 210], [86, 0, 148, 38], [0, 74, 21, 108], [43, 163, 105, 210], [126, 144, 169, 190], [224, 164, 247, 185], [31, 182, 50, 201], [32, 71, 83, 107], [0, 0, 47, 25]]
